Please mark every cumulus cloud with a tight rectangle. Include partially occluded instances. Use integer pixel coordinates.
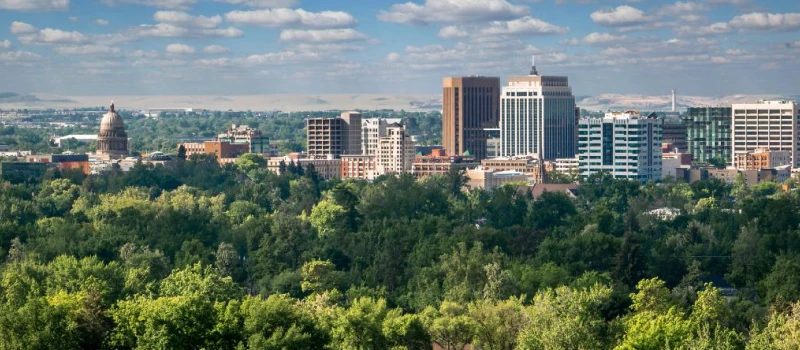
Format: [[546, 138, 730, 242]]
[[659, 1, 708, 16], [279, 29, 370, 43], [101, 0, 196, 10], [127, 23, 243, 39], [154, 11, 222, 29], [0, 40, 11, 49], [203, 45, 229, 54], [676, 22, 730, 36], [212, 0, 297, 7], [579, 32, 628, 45], [166, 43, 195, 54], [378, 0, 528, 25], [95, 19, 109, 25], [386, 52, 400, 62], [480, 16, 569, 36], [54, 45, 121, 55], [438, 26, 468, 39], [0, 0, 68, 11], [11, 22, 88, 44], [0, 50, 42, 62], [710, 56, 731, 63], [225, 8, 358, 29], [68, 16, 79, 22], [729, 12, 800, 31], [243, 51, 325, 65], [591, 6, 651, 27]]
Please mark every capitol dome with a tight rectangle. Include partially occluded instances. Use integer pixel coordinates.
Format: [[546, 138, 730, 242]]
[[97, 101, 128, 158]]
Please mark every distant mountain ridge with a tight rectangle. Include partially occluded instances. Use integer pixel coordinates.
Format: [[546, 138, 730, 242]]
[[0, 92, 796, 112]]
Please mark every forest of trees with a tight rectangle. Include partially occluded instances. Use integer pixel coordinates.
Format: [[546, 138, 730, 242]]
[[0, 152, 799, 349]]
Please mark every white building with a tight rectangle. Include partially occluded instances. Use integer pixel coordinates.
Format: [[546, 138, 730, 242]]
[[361, 118, 401, 156], [377, 123, 415, 174], [500, 58, 577, 160], [554, 157, 579, 174], [732, 100, 799, 166], [578, 111, 663, 182]]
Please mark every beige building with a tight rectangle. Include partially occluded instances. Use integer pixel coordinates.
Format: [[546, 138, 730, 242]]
[[481, 156, 543, 181], [97, 102, 129, 159], [732, 100, 798, 166], [267, 154, 342, 180], [734, 149, 791, 170], [307, 117, 343, 158], [412, 149, 478, 178], [377, 123, 415, 174], [466, 169, 528, 191], [341, 154, 376, 180], [361, 118, 402, 156], [442, 76, 501, 160]]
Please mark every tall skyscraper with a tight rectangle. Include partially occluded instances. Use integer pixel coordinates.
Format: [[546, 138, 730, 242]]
[[500, 58, 576, 160], [578, 111, 662, 182], [442, 76, 500, 161], [340, 111, 362, 155], [732, 100, 798, 166], [684, 107, 732, 165], [377, 123, 415, 174]]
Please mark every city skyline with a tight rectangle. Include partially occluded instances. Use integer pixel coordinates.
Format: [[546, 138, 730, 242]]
[[0, 0, 799, 97]]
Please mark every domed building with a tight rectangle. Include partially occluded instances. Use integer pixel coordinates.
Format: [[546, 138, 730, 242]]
[[97, 101, 128, 158]]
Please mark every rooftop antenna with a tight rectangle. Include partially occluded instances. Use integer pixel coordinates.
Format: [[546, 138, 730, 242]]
[[529, 55, 538, 76], [671, 90, 676, 112]]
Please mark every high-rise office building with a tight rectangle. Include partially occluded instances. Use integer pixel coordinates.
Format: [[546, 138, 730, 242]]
[[684, 107, 732, 165], [578, 111, 662, 182], [732, 100, 798, 166], [361, 118, 402, 155], [340, 111, 362, 155], [442, 76, 500, 160], [377, 123, 415, 174], [307, 117, 343, 158], [662, 116, 687, 152], [500, 59, 576, 160]]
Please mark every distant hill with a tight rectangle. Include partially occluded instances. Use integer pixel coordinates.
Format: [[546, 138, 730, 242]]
[[0, 92, 795, 112]]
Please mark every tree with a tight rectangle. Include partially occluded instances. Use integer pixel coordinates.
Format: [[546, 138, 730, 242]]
[[241, 294, 330, 350], [215, 243, 240, 278], [613, 232, 647, 287], [421, 301, 476, 350], [301, 259, 343, 294]]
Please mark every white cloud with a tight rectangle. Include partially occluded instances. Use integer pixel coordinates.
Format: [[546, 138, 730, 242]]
[[0, 0, 68, 11], [11, 22, 88, 44], [480, 16, 569, 35], [0, 50, 42, 62], [166, 43, 195, 54], [677, 22, 730, 36], [101, 0, 196, 10], [225, 8, 358, 29], [153, 11, 222, 29], [126, 23, 243, 39], [54, 45, 121, 55], [377, 0, 528, 25], [659, 1, 708, 16], [710, 56, 731, 63], [203, 45, 229, 54], [279, 29, 370, 43], [580, 32, 628, 45], [438, 25, 468, 39], [290, 43, 367, 53], [212, 0, 298, 7], [0, 40, 11, 49], [386, 52, 400, 62], [729, 12, 800, 31], [95, 19, 109, 25], [68, 16, 78, 22], [195, 57, 231, 67], [591, 6, 651, 27], [243, 51, 325, 65]]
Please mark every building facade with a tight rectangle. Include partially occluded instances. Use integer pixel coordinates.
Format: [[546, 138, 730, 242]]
[[684, 107, 732, 165], [97, 102, 128, 158], [341, 155, 377, 180], [411, 149, 478, 178], [734, 149, 791, 170], [218, 124, 270, 155], [361, 118, 402, 155], [181, 141, 250, 160], [731, 101, 798, 166], [578, 111, 663, 182], [307, 117, 343, 158], [340, 112, 362, 155], [377, 123, 415, 174], [500, 62, 576, 160], [662, 116, 687, 152], [466, 169, 527, 191], [442, 76, 500, 161]]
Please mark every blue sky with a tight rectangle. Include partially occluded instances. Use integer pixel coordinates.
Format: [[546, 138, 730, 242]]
[[0, 0, 799, 97]]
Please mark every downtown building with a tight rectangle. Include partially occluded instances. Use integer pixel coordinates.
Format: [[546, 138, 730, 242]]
[[361, 117, 402, 155], [499, 60, 577, 160], [442, 76, 500, 161], [578, 111, 662, 182], [306, 112, 362, 158], [683, 107, 732, 166], [731, 100, 799, 167], [376, 123, 415, 174]]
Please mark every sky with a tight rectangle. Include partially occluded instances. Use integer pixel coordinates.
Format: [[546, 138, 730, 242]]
[[0, 0, 798, 97]]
